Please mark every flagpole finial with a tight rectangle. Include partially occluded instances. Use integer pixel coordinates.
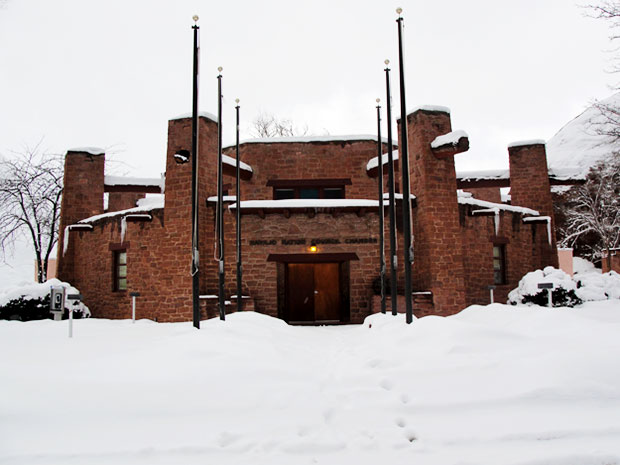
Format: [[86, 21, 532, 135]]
[[376, 98, 381, 103], [235, 98, 240, 105], [384, 59, 390, 66], [192, 15, 199, 22], [218, 66, 223, 73], [396, 7, 402, 15]]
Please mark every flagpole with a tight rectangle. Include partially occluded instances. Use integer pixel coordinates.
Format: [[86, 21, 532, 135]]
[[216, 67, 226, 321], [396, 8, 414, 324], [384, 60, 398, 317], [191, 15, 200, 329], [235, 99, 243, 312], [376, 99, 386, 314]]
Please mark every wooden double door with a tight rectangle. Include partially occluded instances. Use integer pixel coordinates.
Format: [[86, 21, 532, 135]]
[[285, 262, 345, 324]]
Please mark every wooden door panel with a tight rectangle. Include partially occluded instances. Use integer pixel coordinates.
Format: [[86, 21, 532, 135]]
[[313, 263, 340, 321], [286, 263, 314, 322]]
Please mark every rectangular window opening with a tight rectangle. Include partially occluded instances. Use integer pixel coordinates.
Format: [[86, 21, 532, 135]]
[[493, 245, 506, 285], [114, 250, 127, 291]]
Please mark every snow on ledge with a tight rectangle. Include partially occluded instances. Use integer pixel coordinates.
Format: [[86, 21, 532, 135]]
[[207, 196, 237, 203], [456, 169, 509, 181], [170, 111, 218, 123], [367, 150, 399, 171], [458, 193, 539, 216], [222, 154, 253, 173], [508, 139, 546, 149], [78, 198, 165, 224], [229, 199, 381, 210], [408, 105, 451, 115], [67, 147, 105, 156], [431, 130, 469, 149], [226, 134, 390, 148]]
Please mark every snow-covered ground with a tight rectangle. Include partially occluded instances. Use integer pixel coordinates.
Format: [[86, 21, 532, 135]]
[[2, 302, 620, 465]]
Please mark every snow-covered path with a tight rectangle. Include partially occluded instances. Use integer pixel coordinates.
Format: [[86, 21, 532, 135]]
[[1, 302, 620, 465]]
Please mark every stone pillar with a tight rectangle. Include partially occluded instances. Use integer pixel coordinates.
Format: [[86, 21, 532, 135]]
[[162, 114, 220, 318], [56, 148, 105, 282], [401, 108, 467, 316], [508, 141, 558, 268]]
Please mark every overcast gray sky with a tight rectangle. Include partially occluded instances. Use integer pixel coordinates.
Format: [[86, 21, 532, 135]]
[[0, 0, 614, 177]]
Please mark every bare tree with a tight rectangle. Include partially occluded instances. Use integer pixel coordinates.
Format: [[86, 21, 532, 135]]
[[0, 143, 63, 282], [250, 112, 308, 138], [559, 155, 620, 268]]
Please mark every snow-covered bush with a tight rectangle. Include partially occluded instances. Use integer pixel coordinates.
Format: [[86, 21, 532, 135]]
[[0, 278, 90, 321], [508, 267, 583, 307], [574, 270, 620, 301]]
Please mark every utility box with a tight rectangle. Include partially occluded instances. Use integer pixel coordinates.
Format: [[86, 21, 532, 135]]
[[50, 286, 65, 321]]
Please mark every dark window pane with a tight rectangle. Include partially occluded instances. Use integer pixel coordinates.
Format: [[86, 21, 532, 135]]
[[300, 188, 319, 199], [275, 188, 295, 200], [323, 187, 344, 199]]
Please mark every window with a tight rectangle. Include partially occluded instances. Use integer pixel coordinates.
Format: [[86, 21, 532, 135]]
[[493, 245, 506, 285], [269, 179, 350, 200], [114, 250, 127, 291]]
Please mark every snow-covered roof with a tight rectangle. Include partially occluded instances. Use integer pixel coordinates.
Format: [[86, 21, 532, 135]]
[[366, 150, 399, 171], [507, 139, 546, 149], [222, 154, 253, 173], [67, 147, 105, 155], [225, 134, 390, 149], [170, 111, 218, 123], [229, 199, 381, 210], [431, 130, 469, 149], [546, 92, 620, 178], [457, 191, 539, 216], [104, 175, 164, 187], [78, 197, 165, 224]]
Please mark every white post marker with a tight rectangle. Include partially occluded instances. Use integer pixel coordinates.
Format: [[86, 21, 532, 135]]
[[130, 292, 140, 323], [487, 285, 496, 304], [537, 283, 554, 308], [66, 293, 82, 338]]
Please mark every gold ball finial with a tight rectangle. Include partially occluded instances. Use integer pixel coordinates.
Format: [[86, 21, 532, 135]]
[[376, 98, 380, 103], [384, 59, 390, 65], [235, 98, 240, 104], [396, 7, 403, 14], [217, 66, 223, 73], [192, 15, 199, 22]]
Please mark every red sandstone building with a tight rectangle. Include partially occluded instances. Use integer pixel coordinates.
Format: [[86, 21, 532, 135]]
[[56, 107, 573, 323]]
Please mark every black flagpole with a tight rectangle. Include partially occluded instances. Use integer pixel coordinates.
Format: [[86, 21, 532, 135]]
[[191, 16, 200, 329], [376, 99, 386, 314], [217, 67, 226, 321], [396, 8, 413, 324], [235, 99, 243, 312], [384, 60, 398, 316]]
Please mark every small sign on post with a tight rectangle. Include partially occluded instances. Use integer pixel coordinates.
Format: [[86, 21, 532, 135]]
[[66, 293, 82, 338], [487, 285, 496, 304], [49, 286, 65, 321], [537, 283, 554, 308], [129, 292, 140, 323]]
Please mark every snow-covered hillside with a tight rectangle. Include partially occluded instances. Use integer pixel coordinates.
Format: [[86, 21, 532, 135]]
[[547, 92, 620, 178], [1, 303, 620, 465]]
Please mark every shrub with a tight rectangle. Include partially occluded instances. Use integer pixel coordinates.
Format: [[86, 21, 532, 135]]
[[0, 279, 90, 321], [508, 266, 583, 307]]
